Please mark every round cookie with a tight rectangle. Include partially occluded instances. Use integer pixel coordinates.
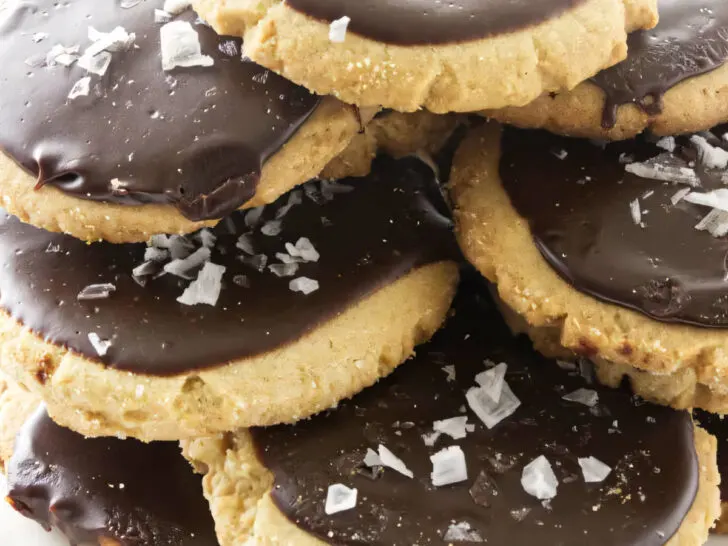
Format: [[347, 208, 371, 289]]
[[452, 122, 728, 414], [191, 0, 658, 114], [0, 155, 459, 441], [0, 0, 362, 243], [182, 274, 720, 546], [0, 380, 218, 546], [486, 0, 728, 140]]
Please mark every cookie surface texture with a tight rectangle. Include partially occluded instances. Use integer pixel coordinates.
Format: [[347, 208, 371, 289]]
[[192, 0, 658, 113]]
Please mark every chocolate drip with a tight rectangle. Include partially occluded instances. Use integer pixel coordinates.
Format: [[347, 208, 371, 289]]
[[286, 0, 585, 45], [590, 0, 728, 128], [0, 155, 455, 375], [6, 406, 216, 545], [500, 125, 728, 327], [251, 274, 698, 545], [0, 0, 320, 221]]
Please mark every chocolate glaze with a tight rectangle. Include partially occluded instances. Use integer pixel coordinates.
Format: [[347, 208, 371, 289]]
[[694, 411, 728, 501], [6, 406, 216, 545], [0, 155, 455, 375], [500, 125, 728, 327], [0, 1, 321, 221], [590, 0, 728, 128], [251, 274, 698, 546], [285, 0, 586, 45]]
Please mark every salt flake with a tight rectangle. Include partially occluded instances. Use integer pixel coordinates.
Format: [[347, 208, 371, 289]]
[[377, 445, 413, 478], [329, 16, 351, 43], [324, 484, 358, 515], [578, 456, 612, 483], [88, 332, 112, 357], [521, 456, 558, 500], [177, 262, 225, 306], [431, 445, 468, 487], [562, 388, 599, 407], [160, 21, 214, 71], [466, 381, 520, 429]]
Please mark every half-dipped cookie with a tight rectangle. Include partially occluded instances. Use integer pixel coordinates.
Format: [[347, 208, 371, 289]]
[[0, 0, 363, 243], [453, 122, 728, 413], [0, 379, 218, 545], [183, 274, 720, 546], [192, 0, 658, 113], [486, 0, 728, 140], [0, 155, 459, 441]]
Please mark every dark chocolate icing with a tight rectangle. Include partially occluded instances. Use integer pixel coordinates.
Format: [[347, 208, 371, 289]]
[[694, 411, 728, 501], [6, 406, 216, 545], [500, 125, 728, 327], [285, 0, 586, 45], [0, 0, 321, 221], [251, 275, 698, 546], [590, 0, 728, 128], [0, 155, 455, 375]]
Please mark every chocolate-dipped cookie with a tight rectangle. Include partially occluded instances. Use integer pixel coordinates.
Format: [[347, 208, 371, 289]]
[[182, 274, 720, 546], [453, 122, 728, 414], [0, 378, 218, 546], [694, 411, 728, 534], [486, 0, 728, 140], [0, 0, 363, 243], [0, 155, 459, 441], [191, 0, 657, 114]]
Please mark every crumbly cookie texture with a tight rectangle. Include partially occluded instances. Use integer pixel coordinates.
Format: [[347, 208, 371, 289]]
[[452, 123, 728, 411], [182, 424, 720, 546], [0, 98, 359, 243], [483, 62, 728, 140], [0, 263, 457, 442], [0, 377, 38, 472], [191, 0, 657, 113]]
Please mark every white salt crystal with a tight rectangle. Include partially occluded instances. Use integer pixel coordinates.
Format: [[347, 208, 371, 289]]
[[578, 456, 612, 483], [521, 456, 558, 500], [431, 446, 468, 487], [324, 484, 358, 515], [289, 277, 319, 295], [377, 445, 413, 478], [88, 332, 112, 356], [466, 381, 520, 429], [562, 388, 599, 407], [474, 362, 507, 403], [160, 21, 214, 71], [329, 16, 351, 43], [433, 416, 470, 440], [68, 77, 91, 100], [177, 262, 225, 306]]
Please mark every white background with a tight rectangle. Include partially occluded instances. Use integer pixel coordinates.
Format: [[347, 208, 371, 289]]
[[1, 476, 727, 546]]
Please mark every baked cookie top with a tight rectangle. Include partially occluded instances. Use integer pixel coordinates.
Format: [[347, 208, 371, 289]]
[[6, 405, 215, 545], [0, 155, 455, 375], [0, 0, 320, 221], [592, 0, 728, 129], [250, 275, 699, 545], [286, 0, 587, 45], [500, 125, 728, 327]]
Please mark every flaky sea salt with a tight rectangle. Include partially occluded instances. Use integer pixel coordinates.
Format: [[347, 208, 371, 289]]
[[443, 522, 483, 542], [286, 237, 320, 263], [68, 77, 91, 99], [562, 388, 599, 407], [88, 332, 112, 357], [431, 446, 468, 487], [163, 247, 211, 278], [433, 416, 470, 440], [329, 16, 351, 43], [695, 209, 728, 237], [177, 262, 225, 306], [377, 445, 413, 478], [691, 135, 728, 169], [163, 0, 191, 14], [578, 456, 612, 483], [521, 456, 558, 500], [684, 189, 728, 212], [324, 484, 358, 515], [629, 199, 641, 226], [160, 21, 214, 71], [289, 277, 319, 295], [78, 283, 116, 300], [474, 362, 507, 403], [466, 381, 520, 429]]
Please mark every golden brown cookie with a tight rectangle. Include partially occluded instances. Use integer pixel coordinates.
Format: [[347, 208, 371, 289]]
[[0, 156, 458, 441], [183, 277, 720, 546], [452, 122, 728, 415], [0, 0, 362, 243], [485, 0, 728, 140], [192, 0, 658, 113]]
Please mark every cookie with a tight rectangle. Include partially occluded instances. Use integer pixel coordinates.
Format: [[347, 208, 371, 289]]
[[182, 274, 720, 546], [320, 110, 463, 180], [192, 0, 658, 114], [486, 0, 728, 140], [0, 379, 218, 546], [452, 122, 728, 414], [0, 0, 364, 243], [0, 155, 459, 441]]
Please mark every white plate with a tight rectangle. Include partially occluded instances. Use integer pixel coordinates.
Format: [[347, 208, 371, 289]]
[[1, 476, 727, 546]]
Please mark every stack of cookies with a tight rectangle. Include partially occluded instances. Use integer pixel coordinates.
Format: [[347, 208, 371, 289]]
[[0, 1, 726, 545]]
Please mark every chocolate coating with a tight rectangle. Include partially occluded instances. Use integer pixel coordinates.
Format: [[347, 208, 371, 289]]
[[500, 125, 728, 327], [0, 155, 455, 375], [251, 275, 698, 546], [0, 0, 320, 221], [285, 0, 585, 45], [6, 406, 216, 545], [591, 0, 728, 128]]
